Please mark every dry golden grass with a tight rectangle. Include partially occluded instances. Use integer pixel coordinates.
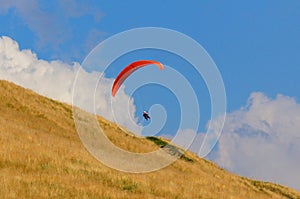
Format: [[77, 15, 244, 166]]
[[0, 80, 299, 198]]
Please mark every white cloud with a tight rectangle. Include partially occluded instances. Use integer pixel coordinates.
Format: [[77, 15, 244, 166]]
[[84, 29, 107, 54], [171, 129, 197, 150], [210, 92, 300, 190], [58, 0, 103, 21], [0, 0, 104, 61], [0, 0, 65, 48], [0, 36, 141, 133]]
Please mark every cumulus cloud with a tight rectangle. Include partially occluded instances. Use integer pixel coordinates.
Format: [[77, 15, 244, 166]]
[[0, 36, 141, 133], [210, 92, 300, 190]]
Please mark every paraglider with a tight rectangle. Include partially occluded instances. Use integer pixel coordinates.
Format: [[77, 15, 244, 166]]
[[111, 60, 164, 97], [112, 60, 163, 121], [143, 111, 151, 120]]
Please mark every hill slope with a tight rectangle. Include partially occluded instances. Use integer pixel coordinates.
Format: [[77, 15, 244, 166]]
[[0, 80, 299, 198]]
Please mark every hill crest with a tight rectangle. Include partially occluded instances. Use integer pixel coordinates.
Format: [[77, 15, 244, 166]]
[[0, 80, 299, 198]]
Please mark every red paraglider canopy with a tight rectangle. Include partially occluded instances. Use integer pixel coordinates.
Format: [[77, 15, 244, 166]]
[[112, 60, 164, 96]]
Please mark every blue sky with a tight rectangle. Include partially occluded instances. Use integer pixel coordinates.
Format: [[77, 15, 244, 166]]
[[1, 0, 299, 111], [1, 0, 300, 189]]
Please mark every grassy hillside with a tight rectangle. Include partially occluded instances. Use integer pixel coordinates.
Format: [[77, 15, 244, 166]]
[[0, 80, 299, 198]]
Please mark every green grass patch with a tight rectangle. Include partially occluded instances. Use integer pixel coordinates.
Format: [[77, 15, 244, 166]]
[[146, 136, 168, 147], [251, 180, 296, 199]]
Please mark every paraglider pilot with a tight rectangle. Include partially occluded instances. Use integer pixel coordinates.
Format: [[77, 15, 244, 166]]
[[143, 111, 150, 120]]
